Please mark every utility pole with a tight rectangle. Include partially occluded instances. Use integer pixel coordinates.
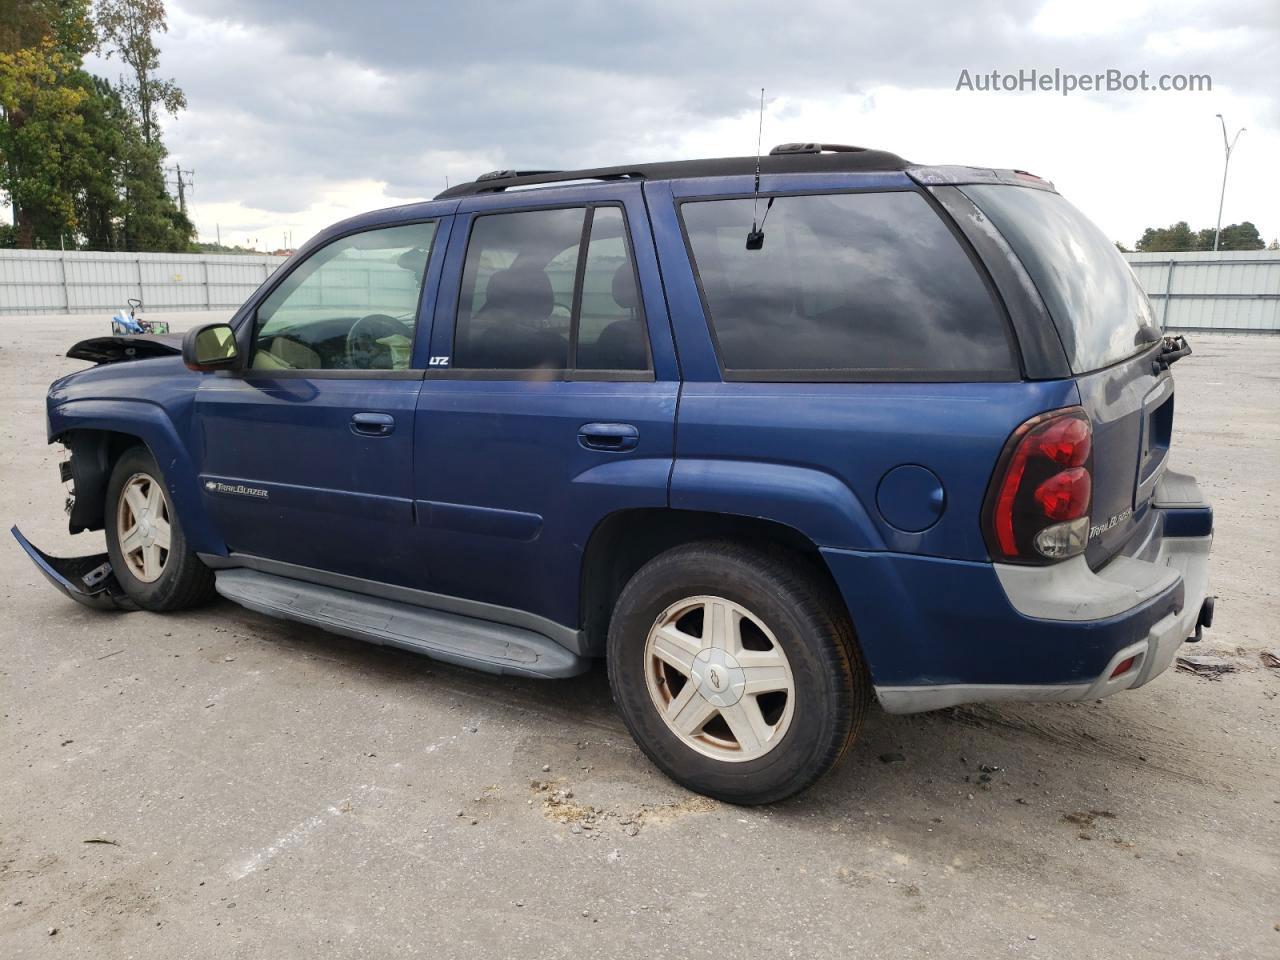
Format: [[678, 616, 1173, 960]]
[[166, 165, 195, 215], [1213, 114, 1245, 252]]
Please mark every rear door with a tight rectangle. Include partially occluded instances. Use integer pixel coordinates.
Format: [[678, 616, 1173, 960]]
[[410, 184, 679, 634], [961, 184, 1168, 566], [195, 215, 449, 584]]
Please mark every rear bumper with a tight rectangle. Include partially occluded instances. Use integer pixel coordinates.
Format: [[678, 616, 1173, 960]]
[[824, 473, 1213, 714]]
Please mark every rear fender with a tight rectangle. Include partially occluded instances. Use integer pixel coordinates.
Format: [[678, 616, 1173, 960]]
[[49, 399, 222, 555], [669, 459, 885, 550]]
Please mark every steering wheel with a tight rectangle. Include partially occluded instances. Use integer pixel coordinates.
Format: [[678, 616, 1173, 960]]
[[346, 314, 412, 369]]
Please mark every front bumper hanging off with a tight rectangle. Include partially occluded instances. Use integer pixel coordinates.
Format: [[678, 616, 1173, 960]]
[[10, 526, 136, 611]]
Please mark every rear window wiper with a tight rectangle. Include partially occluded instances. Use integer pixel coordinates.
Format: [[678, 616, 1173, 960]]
[[1153, 335, 1192, 372]]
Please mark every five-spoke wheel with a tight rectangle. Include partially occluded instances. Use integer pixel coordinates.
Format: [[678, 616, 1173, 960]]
[[608, 540, 870, 804], [645, 596, 795, 762], [105, 445, 216, 611], [115, 472, 173, 583]]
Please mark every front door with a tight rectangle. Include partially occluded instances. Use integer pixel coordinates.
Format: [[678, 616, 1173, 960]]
[[195, 214, 450, 585], [412, 187, 679, 634]]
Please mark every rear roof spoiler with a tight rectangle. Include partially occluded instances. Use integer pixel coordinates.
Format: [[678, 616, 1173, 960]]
[[907, 165, 1057, 192]]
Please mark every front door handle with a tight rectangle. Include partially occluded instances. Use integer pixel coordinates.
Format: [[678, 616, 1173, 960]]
[[578, 422, 639, 452], [351, 412, 395, 437]]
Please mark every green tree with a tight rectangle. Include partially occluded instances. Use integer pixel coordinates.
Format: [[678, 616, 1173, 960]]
[[1135, 221, 1198, 252], [120, 134, 192, 250], [1135, 220, 1267, 253], [1195, 222, 1265, 252], [0, 41, 89, 246], [0, 0, 97, 246], [95, 0, 183, 146], [96, 0, 192, 250], [73, 75, 127, 248]]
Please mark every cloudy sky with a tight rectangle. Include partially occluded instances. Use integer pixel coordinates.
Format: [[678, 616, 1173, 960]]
[[92, 0, 1280, 250]]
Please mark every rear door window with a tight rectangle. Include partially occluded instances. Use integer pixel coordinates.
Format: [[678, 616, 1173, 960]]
[[453, 205, 650, 374], [961, 185, 1161, 372], [679, 191, 1017, 380]]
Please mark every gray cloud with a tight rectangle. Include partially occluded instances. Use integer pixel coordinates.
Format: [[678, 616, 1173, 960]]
[[130, 1, 1278, 233]]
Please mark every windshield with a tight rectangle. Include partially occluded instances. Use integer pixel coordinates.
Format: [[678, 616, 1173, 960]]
[[962, 185, 1161, 372]]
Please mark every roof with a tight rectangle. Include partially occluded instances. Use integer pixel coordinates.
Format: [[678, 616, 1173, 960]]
[[433, 144, 913, 199]]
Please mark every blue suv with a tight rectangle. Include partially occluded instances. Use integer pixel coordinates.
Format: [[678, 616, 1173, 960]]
[[15, 143, 1214, 803]]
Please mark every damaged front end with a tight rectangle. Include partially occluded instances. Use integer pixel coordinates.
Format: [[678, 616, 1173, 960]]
[[11, 526, 136, 611], [10, 335, 183, 612]]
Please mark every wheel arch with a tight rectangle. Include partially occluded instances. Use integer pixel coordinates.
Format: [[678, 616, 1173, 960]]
[[50, 399, 221, 554], [578, 507, 854, 657]]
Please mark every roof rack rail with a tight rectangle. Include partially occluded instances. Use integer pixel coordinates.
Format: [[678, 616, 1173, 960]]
[[476, 168, 561, 182], [433, 147, 913, 200], [438, 169, 649, 198], [769, 142, 868, 156]]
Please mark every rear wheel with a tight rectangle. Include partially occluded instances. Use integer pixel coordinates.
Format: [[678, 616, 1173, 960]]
[[105, 446, 216, 611], [607, 540, 869, 804]]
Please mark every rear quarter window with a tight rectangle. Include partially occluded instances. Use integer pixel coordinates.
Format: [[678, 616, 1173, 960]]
[[961, 185, 1161, 373], [679, 191, 1018, 381]]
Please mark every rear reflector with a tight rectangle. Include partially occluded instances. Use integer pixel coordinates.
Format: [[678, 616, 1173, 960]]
[[983, 407, 1094, 563], [1110, 656, 1137, 679]]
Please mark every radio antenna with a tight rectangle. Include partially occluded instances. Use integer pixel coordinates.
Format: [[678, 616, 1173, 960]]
[[746, 88, 772, 250]]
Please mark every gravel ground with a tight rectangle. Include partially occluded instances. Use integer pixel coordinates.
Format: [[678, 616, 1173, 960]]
[[1, 315, 1277, 959]]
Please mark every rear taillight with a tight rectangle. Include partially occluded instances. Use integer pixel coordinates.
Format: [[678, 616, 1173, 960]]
[[982, 407, 1093, 563]]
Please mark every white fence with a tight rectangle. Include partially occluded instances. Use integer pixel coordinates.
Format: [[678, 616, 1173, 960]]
[[0, 249, 289, 316], [2, 247, 1277, 332], [1124, 250, 1280, 333]]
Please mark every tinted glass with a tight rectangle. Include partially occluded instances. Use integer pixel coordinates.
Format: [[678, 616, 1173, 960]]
[[575, 207, 647, 370], [963, 185, 1161, 372], [253, 221, 436, 371], [680, 192, 1016, 379], [454, 207, 583, 370]]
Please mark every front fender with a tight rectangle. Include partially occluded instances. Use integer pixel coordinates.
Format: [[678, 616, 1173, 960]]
[[670, 459, 885, 550], [49, 398, 222, 555]]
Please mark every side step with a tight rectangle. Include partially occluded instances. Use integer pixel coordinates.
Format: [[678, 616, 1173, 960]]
[[214, 569, 588, 679]]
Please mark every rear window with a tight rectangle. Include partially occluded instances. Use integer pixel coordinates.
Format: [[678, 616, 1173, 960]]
[[962, 185, 1161, 373], [679, 191, 1017, 381]]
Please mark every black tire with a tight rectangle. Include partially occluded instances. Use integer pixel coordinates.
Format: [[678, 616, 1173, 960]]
[[105, 445, 216, 612], [606, 540, 869, 805]]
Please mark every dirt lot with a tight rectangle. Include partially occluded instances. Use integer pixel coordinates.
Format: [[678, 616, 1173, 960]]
[[1, 315, 1277, 959]]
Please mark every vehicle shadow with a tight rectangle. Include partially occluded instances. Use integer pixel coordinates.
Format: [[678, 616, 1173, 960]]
[[214, 596, 1225, 815]]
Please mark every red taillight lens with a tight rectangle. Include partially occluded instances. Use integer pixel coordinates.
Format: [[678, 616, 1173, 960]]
[[983, 408, 1094, 563], [1035, 416, 1091, 467], [1034, 467, 1091, 521]]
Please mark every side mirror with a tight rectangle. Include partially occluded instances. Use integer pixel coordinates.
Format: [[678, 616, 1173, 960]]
[[183, 323, 242, 372]]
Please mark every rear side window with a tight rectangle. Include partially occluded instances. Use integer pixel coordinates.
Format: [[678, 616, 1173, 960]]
[[680, 191, 1017, 380], [454, 205, 649, 373], [961, 185, 1161, 373]]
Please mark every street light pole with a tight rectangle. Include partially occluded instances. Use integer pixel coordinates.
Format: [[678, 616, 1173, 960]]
[[1213, 114, 1245, 252]]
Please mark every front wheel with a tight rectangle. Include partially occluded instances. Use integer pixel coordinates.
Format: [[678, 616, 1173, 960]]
[[105, 446, 216, 611], [607, 541, 869, 804]]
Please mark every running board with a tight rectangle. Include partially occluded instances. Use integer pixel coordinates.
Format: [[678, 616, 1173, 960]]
[[214, 569, 588, 679]]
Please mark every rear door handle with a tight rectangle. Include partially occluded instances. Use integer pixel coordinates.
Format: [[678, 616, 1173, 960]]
[[578, 422, 639, 452], [350, 412, 396, 437]]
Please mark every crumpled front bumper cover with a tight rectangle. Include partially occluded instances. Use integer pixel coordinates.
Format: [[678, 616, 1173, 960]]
[[11, 526, 136, 611]]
